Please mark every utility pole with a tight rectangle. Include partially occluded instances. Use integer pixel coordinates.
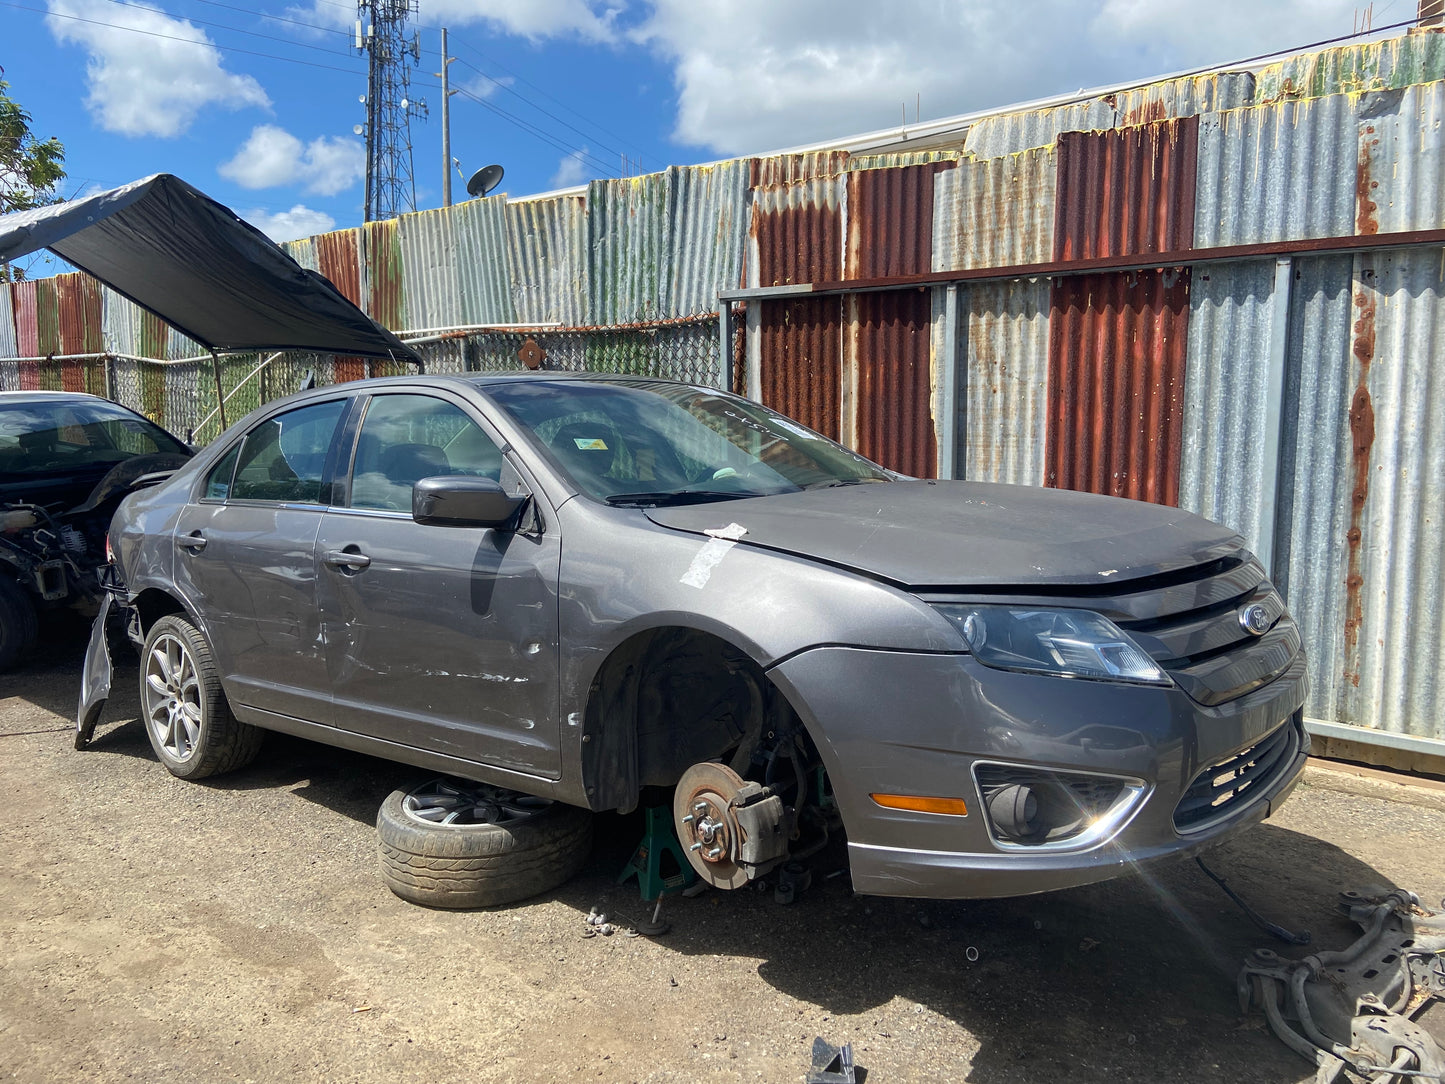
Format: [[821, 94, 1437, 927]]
[[440, 28, 455, 207], [355, 0, 424, 221]]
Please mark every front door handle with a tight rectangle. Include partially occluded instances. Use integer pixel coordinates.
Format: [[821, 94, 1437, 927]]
[[176, 532, 207, 553], [323, 548, 371, 572]]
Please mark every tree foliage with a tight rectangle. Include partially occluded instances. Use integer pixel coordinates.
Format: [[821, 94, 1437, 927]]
[[0, 78, 66, 281]]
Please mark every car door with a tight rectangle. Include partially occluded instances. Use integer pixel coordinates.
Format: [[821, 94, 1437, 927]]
[[314, 391, 563, 778], [171, 397, 350, 723]]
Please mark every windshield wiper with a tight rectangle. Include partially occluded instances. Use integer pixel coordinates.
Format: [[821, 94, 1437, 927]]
[[604, 490, 756, 508], [803, 478, 890, 490]]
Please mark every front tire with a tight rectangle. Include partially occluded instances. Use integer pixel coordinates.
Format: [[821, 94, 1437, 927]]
[[139, 615, 262, 779]]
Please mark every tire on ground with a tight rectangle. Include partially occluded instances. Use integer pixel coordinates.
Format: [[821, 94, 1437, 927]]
[[139, 614, 264, 780], [376, 788, 594, 909], [0, 572, 38, 672]]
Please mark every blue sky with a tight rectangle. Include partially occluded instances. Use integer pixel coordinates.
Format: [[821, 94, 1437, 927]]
[[3, 0, 1377, 264]]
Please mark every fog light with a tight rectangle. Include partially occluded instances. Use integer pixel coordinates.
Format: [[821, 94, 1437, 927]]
[[974, 763, 1148, 851], [986, 783, 1042, 842]]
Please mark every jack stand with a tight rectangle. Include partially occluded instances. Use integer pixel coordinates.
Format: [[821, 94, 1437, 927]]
[[617, 805, 697, 903]]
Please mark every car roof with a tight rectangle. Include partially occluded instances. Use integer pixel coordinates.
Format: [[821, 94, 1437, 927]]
[[0, 390, 111, 404]]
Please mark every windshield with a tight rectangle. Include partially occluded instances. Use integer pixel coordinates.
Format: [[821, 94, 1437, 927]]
[[484, 379, 891, 505], [0, 398, 189, 477]]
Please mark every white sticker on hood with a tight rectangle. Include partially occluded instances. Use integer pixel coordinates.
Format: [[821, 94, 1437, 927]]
[[679, 522, 748, 589]]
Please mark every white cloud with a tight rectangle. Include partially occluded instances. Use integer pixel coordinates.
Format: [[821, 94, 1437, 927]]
[[294, 0, 618, 41], [46, 0, 269, 138], [460, 72, 515, 100], [243, 204, 336, 242], [633, 0, 1361, 155], [219, 125, 365, 196], [549, 148, 590, 188]]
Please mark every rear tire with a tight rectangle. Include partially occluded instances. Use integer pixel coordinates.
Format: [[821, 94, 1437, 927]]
[[377, 778, 593, 909], [0, 573, 38, 672], [139, 615, 263, 779]]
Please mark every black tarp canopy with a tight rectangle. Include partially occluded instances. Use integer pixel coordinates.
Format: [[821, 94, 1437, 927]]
[[0, 174, 419, 365]]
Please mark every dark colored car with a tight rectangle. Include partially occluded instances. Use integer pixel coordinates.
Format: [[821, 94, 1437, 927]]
[[81, 373, 1308, 903], [0, 391, 191, 669]]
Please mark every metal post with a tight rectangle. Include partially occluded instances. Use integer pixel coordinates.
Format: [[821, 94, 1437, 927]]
[[937, 285, 959, 479], [209, 349, 229, 431], [440, 27, 453, 207], [1258, 256, 1294, 575], [716, 303, 732, 391], [744, 302, 761, 401]]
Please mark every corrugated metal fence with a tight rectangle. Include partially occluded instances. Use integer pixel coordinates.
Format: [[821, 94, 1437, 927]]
[[4, 31, 1445, 751]]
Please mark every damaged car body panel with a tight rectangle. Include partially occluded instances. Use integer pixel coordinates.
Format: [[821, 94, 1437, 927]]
[[84, 372, 1310, 900]]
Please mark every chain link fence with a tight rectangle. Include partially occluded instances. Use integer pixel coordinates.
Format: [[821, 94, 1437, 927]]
[[1, 314, 739, 445]]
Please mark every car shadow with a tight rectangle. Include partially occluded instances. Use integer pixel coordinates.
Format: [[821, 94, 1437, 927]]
[[544, 813, 1388, 1083]]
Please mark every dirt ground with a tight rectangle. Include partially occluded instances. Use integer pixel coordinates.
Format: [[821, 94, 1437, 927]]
[[2, 621, 1443, 1084]]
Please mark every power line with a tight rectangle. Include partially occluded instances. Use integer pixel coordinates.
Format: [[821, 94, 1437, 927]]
[[442, 81, 615, 178], [5, 0, 365, 75], [94, 0, 357, 58]]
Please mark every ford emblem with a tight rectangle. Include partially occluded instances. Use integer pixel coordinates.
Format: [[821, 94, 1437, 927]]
[[1239, 604, 1271, 636]]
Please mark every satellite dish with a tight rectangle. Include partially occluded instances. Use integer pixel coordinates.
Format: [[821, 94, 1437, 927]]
[[352, 124, 364, 136], [466, 164, 504, 198]]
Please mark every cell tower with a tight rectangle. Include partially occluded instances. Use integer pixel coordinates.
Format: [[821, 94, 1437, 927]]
[[354, 0, 424, 221]]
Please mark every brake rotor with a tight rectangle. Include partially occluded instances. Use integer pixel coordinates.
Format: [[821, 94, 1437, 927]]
[[673, 761, 752, 890]]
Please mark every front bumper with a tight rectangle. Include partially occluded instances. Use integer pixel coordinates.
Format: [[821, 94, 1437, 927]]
[[767, 647, 1309, 900]]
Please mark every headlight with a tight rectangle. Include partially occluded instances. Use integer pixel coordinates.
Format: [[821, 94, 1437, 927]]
[[935, 604, 1170, 686]]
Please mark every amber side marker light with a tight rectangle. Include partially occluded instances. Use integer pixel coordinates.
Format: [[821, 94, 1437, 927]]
[[870, 793, 969, 817]]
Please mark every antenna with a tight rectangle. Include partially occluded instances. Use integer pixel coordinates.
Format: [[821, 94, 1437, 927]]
[[355, 0, 423, 221], [466, 164, 504, 199]]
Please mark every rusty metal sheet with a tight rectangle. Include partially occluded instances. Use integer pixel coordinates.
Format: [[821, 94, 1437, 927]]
[[752, 176, 845, 437], [933, 147, 1056, 272], [283, 237, 319, 272], [751, 151, 849, 187], [1045, 269, 1191, 505], [759, 298, 842, 439], [964, 73, 1253, 160], [315, 229, 362, 306], [1359, 80, 1445, 235], [57, 274, 102, 392], [1257, 32, 1445, 102], [752, 177, 845, 286], [507, 194, 588, 326], [1334, 246, 1445, 740], [845, 165, 935, 279], [12, 281, 38, 360], [1053, 116, 1199, 261], [962, 277, 1051, 485], [1195, 95, 1359, 248], [849, 290, 936, 476], [363, 219, 405, 331]]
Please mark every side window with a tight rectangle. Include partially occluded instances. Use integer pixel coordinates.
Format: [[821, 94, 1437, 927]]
[[203, 443, 242, 500], [349, 395, 503, 511], [231, 400, 346, 504]]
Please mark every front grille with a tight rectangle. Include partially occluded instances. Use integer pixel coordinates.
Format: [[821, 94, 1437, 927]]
[[1173, 717, 1299, 832]]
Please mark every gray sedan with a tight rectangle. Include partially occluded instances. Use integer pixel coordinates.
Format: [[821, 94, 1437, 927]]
[[80, 373, 1308, 903]]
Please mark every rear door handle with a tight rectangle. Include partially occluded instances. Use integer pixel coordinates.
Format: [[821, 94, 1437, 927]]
[[176, 532, 207, 553], [323, 548, 371, 572]]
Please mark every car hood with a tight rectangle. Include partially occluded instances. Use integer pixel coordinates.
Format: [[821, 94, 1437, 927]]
[[643, 480, 1243, 589]]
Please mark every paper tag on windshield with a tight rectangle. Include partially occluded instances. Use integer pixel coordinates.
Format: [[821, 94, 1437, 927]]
[[573, 437, 608, 450]]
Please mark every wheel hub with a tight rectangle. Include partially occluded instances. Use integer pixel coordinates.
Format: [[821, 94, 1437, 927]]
[[673, 762, 752, 889]]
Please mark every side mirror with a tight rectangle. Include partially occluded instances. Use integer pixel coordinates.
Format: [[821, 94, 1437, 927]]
[[412, 476, 527, 529]]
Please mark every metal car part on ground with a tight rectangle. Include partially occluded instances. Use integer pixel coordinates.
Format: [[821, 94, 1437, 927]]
[[80, 372, 1309, 904], [1239, 888, 1445, 1083], [1, 391, 191, 671]]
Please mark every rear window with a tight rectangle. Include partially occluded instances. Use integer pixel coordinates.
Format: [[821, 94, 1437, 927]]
[[0, 399, 188, 476]]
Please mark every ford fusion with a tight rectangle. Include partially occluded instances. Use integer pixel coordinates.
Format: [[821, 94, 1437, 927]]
[[82, 373, 1308, 901]]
